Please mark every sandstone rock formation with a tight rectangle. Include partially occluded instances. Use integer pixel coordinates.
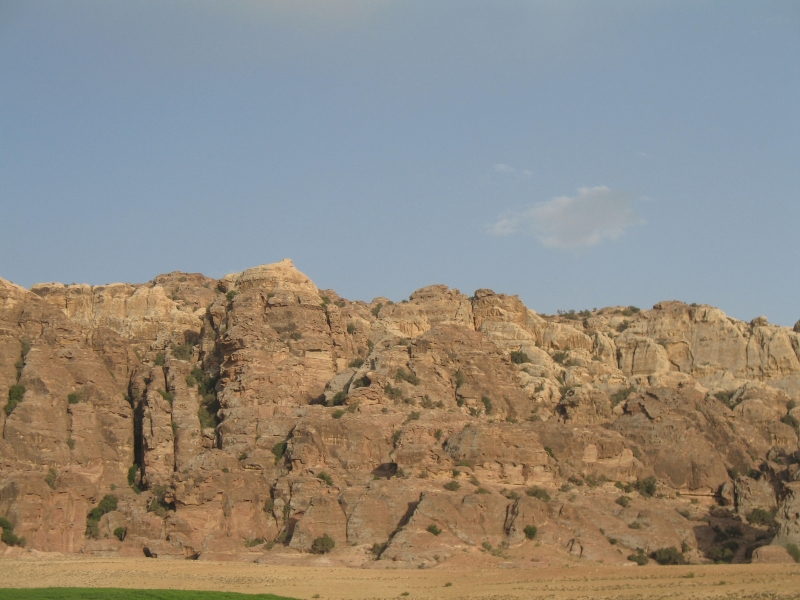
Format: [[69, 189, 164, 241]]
[[1, 260, 799, 567]]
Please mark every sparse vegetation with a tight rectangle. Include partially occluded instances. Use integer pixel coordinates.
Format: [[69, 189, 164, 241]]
[[746, 507, 777, 528], [651, 546, 687, 565], [552, 351, 569, 365], [171, 342, 194, 361], [226, 290, 238, 302], [523, 525, 537, 539], [86, 494, 118, 538], [628, 549, 649, 565], [68, 392, 81, 405], [0, 516, 24, 547], [127, 464, 141, 493], [310, 533, 335, 554], [330, 391, 347, 406], [453, 371, 465, 388], [370, 542, 387, 559], [480, 395, 493, 415], [616, 495, 631, 508], [611, 386, 635, 406], [444, 480, 461, 491], [346, 323, 356, 334], [114, 527, 127, 542], [526, 487, 551, 502], [510, 350, 530, 364], [786, 542, 800, 563], [154, 352, 165, 366], [426, 524, 442, 536], [317, 471, 333, 486], [384, 383, 403, 400], [5, 384, 25, 416], [371, 303, 383, 317], [395, 368, 420, 385], [45, 467, 58, 490], [348, 357, 364, 368], [332, 409, 345, 419]]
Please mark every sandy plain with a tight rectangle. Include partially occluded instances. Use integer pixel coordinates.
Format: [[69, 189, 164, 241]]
[[1, 557, 800, 599]]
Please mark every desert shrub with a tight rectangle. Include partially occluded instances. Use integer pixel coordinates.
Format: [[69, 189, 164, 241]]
[[274, 530, 289, 544], [426, 524, 441, 536], [332, 409, 345, 419], [238, 452, 248, 461], [272, 441, 288, 463], [128, 463, 142, 494], [651, 546, 687, 565], [453, 371, 465, 388], [407, 411, 420, 421], [226, 290, 238, 302], [370, 542, 387, 559], [482, 541, 493, 551], [5, 384, 25, 416], [154, 352, 165, 366], [114, 527, 127, 542], [330, 391, 347, 407], [348, 357, 364, 368], [310, 533, 335, 554], [434, 429, 443, 441], [371, 303, 383, 317], [714, 390, 736, 407], [621, 306, 640, 316], [523, 525, 537, 540], [676, 508, 691, 519], [786, 543, 800, 563], [244, 537, 265, 547], [611, 386, 635, 406], [633, 476, 657, 498], [157, 389, 174, 404], [480, 395, 493, 415], [628, 549, 648, 565], [86, 494, 118, 538], [384, 383, 403, 400], [503, 489, 520, 500], [0, 517, 24, 547], [526, 487, 551, 502], [320, 296, 330, 306], [746, 507, 777, 528], [568, 475, 584, 486], [707, 543, 736, 563], [395, 368, 420, 385], [585, 474, 606, 487], [552, 351, 568, 365], [67, 392, 81, 405], [317, 472, 333, 486], [444, 480, 461, 491], [477, 487, 490, 494], [346, 323, 356, 335], [616, 496, 631, 508], [628, 521, 642, 529], [45, 467, 58, 490], [510, 350, 531, 364], [392, 430, 401, 444], [616, 322, 629, 333], [543, 446, 555, 459]]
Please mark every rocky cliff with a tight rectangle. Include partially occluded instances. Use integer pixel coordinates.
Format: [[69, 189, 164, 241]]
[[2, 259, 799, 566]]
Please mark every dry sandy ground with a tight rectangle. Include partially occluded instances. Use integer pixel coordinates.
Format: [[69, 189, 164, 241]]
[[1, 557, 800, 599]]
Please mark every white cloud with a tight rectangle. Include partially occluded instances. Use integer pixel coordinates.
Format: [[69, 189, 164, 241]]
[[494, 163, 515, 173], [488, 186, 642, 248]]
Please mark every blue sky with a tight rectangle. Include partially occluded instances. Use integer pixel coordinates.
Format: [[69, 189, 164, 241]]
[[1, 1, 798, 325]]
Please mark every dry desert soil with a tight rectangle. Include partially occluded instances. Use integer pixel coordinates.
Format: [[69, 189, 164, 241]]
[[1, 558, 800, 599]]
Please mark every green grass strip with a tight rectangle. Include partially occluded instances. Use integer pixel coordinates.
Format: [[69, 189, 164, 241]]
[[0, 590, 298, 600]]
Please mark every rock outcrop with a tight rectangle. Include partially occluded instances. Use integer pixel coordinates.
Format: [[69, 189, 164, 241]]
[[1, 261, 799, 567]]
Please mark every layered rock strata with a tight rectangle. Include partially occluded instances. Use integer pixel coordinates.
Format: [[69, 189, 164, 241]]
[[1, 259, 799, 566]]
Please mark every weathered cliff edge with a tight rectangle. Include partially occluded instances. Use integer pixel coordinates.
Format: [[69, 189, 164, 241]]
[[1, 259, 799, 566]]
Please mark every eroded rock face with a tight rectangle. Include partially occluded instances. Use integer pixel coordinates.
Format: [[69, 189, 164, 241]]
[[0, 263, 798, 567]]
